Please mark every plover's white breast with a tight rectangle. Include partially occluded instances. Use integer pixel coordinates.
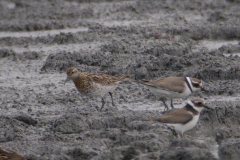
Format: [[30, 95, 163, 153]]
[[167, 114, 200, 135], [147, 83, 192, 99]]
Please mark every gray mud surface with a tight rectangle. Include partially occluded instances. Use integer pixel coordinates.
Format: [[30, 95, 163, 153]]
[[1, 0, 240, 159]]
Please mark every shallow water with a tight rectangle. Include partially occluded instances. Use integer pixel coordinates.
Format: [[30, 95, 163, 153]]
[[0, 27, 88, 38], [199, 40, 239, 51], [5, 42, 102, 53]]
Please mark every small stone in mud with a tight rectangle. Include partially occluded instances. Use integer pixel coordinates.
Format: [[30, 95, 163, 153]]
[[15, 115, 38, 126], [155, 33, 175, 39]]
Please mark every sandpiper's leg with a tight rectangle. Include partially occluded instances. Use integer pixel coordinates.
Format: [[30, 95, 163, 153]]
[[108, 92, 115, 106], [160, 98, 169, 111], [170, 99, 175, 109], [99, 97, 105, 112]]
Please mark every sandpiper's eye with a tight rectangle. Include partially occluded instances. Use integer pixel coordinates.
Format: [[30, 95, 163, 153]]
[[192, 83, 200, 88], [72, 71, 74, 74]]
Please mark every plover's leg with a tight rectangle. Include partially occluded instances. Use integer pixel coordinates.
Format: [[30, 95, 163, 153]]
[[99, 97, 106, 112], [160, 97, 169, 111], [170, 99, 174, 109], [108, 92, 115, 106], [179, 132, 183, 138]]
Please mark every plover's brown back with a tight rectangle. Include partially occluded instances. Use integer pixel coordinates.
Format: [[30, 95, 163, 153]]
[[144, 98, 209, 137]]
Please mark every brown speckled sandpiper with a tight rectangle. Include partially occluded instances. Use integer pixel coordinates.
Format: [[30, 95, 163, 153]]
[[64, 67, 128, 111], [0, 147, 26, 160]]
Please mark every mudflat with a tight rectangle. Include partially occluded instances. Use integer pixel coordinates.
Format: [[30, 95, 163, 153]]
[[0, 0, 240, 159]]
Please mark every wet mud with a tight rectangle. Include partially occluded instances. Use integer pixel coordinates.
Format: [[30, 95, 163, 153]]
[[1, 0, 240, 159]]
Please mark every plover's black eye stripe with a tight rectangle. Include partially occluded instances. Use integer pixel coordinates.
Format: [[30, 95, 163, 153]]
[[192, 83, 200, 88]]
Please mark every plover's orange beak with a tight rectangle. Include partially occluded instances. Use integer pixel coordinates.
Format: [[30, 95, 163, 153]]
[[64, 77, 71, 85]]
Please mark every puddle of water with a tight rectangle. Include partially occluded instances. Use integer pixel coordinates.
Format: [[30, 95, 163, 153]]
[[102, 20, 145, 27], [0, 41, 103, 89], [223, 53, 240, 57], [119, 101, 165, 111], [100, 12, 166, 27], [3, 42, 102, 55], [199, 40, 239, 51], [121, 95, 240, 111], [185, 14, 205, 22], [211, 144, 219, 159], [0, 27, 89, 38], [0, 1, 16, 9]]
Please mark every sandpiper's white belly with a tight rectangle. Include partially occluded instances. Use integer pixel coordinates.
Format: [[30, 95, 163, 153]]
[[166, 114, 200, 135], [88, 83, 117, 98], [147, 84, 192, 99]]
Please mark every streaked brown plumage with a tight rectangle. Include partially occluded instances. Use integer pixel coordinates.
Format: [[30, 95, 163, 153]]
[[64, 67, 128, 111], [0, 147, 25, 160]]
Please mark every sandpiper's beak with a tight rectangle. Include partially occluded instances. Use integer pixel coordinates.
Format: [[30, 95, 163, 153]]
[[64, 77, 70, 85]]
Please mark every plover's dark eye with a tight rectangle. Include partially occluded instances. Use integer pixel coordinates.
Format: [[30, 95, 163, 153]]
[[72, 71, 74, 74], [196, 102, 202, 106], [192, 83, 200, 88]]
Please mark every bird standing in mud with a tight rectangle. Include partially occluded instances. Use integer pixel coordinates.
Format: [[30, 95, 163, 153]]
[[145, 98, 210, 137], [64, 67, 128, 111], [138, 77, 203, 111]]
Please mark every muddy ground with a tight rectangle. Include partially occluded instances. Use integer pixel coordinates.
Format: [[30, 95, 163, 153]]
[[1, 0, 240, 159]]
